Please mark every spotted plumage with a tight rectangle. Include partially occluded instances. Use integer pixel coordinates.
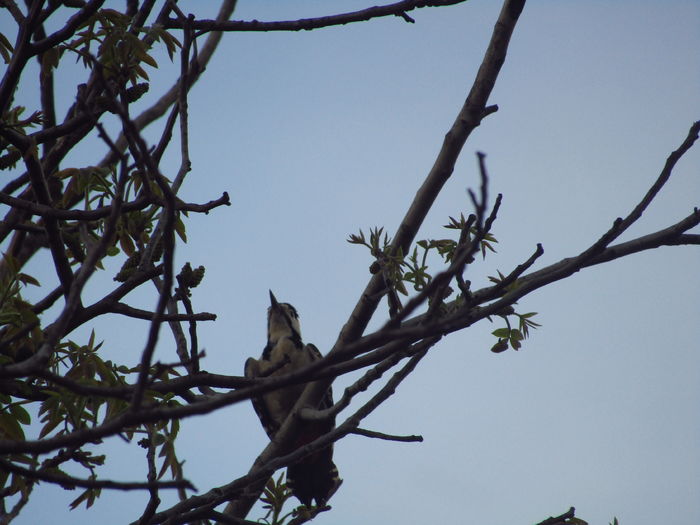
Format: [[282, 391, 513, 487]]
[[245, 291, 339, 507]]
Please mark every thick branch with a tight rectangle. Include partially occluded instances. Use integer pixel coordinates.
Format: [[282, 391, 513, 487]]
[[335, 0, 525, 351]]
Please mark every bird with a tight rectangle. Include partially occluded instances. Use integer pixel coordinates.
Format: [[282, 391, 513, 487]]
[[244, 290, 339, 507]]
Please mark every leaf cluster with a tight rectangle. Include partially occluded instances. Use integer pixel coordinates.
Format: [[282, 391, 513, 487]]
[[349, 210, 540, 352], [57, 9, 180, 85], [257, 473, 296, 525]]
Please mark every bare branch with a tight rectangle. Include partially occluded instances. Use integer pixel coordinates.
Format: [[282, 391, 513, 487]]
[[0, 191, 231, 220], [350, 428, 423, 442], [109, 302, 216, 322], [31, 367, 251, 403], [300, 338, 431, 422], [482, 242, 544, 301], [569, 119, 700, 261], [0, 0, 42, 115], [7, 133, 75, 297], [205, 512, 264, 525], [164, 0, 468, 33], [135, 426, 162, 525], [30, 0, 104, 56], [334, 0, 525, 349], [0, 458, 195, 492], [0, 0, 24, 24]]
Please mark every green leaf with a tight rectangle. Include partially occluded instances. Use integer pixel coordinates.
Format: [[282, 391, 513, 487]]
[[510, 329, 524, 341], [490, 339, 509, 353], [39, 410, 63, 438], [157, 29, 182, 60], [0, 32, 14, 63], [10, 404, 31, 425], [174, 215, 187, 242], [0, 412, 25, 440], [16, 273, 40, 286], [491, 328, 511, 338], [133, 64, 150, 81], [69, 487, 100, 510], [136, 48, 158, 68]]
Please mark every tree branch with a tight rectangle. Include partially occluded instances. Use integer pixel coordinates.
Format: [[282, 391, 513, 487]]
[[333, 0, 526, 353], [164, 0, 468, 33], [350, 428, 423, 442], [109, 302, 216, 323], [0, 458, 194, 492], [0, 191, 231, 220]]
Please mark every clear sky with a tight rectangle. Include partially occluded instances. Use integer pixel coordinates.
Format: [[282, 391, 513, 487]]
[[3, 1, 699, 524]]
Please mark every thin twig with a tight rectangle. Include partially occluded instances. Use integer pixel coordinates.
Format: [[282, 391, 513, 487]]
[[350, 428, 423, 442], [136, 425, 162, 525]]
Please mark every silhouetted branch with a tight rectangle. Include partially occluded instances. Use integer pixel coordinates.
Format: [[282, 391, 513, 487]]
[[30, 0, 104, 55], [204, 512, 262, 525], [0, 191, 231, 220], [109, 302, 216, 322], [164, 0, 469, 33], [301, 336, 440, 422], [0, 458, 194, 491], [136, 427, 162, 525], [350, 428, 423, 442], [332, 0, 525, 355]]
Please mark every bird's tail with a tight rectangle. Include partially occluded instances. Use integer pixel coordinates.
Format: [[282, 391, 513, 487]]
[[287, 446, 340, 507]]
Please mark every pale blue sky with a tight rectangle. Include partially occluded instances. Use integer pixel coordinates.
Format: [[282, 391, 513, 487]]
[[3, 1, 699, 524]]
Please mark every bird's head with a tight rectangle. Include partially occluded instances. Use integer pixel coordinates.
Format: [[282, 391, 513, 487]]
[[267, 290, 301, 344]]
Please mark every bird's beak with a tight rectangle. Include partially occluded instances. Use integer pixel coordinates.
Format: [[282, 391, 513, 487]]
[[269, 290, 279, 308]]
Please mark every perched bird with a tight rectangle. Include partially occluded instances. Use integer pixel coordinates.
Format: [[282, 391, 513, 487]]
[[245, 291, 339, 507]]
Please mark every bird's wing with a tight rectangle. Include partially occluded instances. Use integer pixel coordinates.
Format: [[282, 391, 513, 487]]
[[305, 343, 323, 361], [288, 344, 339, 506], [245, 356, 280, 439], [304, 344, 334, 411]]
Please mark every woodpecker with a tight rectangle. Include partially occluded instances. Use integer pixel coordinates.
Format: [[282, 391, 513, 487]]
[[245, 291, 339, 507]]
